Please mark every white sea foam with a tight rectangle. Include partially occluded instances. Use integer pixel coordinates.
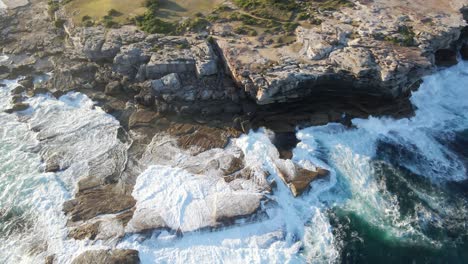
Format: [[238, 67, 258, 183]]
[[127, 165, 263, 233], [295, 61, 468, 249], [0, 81, 127, 263], [0, 54, 8, 62]]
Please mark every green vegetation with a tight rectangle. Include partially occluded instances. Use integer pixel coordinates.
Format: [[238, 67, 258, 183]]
[[234, 25, 258, 36], [62, 0, 354, 41], [48, 0, 60, 17], [312, 0, 354, 11], [107, 9, 122, 17], [374, 25, 416, 47], [54, 19, 66, 28]]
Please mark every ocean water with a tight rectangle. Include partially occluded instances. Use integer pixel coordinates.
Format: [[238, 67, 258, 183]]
[[0, 59, 467, 263]]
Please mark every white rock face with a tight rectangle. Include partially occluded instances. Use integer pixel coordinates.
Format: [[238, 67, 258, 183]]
[[151, 73, 182, 93], [126, 165, 263, 233], [192, 41, 218, 77]]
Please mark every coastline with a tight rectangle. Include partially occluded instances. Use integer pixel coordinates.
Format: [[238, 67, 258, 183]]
[[0, 0, 468, 263]]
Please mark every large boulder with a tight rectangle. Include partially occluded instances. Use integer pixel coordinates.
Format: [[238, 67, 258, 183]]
[[192, 41, 218, 77], [76, 27, 122, 62], [151, 73, 182, 94], [275, 160, 329, 197], [113, 43, 151, 79]]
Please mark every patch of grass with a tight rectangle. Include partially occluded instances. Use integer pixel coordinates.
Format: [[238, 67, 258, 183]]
[[311, 0, 354, 12], [233, 0, 298, 21], [234, 25, 258, 36], [385, 26, 416, 47], [83, 20, 94, 27], [54, 19, 66, 28], [107, 9, 122, 17], [177, 17, 210, 33], [48, 0, 60, 18], [64, 0, 147, 26], [375, 25, 416, 47], [82, 15, 92, 21]]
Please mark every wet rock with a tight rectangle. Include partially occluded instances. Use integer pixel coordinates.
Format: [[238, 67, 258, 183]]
[[272, 132, 299, 160], [105, 81, 122, 95], [44, 154, 63, 173], [4, 102, 29, 113], [69, 222, 100, 240], [10, 85, 26, 95], [45, 255, 55, 264], [10, 95, 23, 104], [18, 76, 34, 89], [71, 249, 140, 264], [276, 161, 329, 197], [168, 123, 241, 153], [62, 184, 135, 222], [461, 44, 468, 61], [128, 109, 160, 129], [435, 49, 458, 67], [0, 65, 10, 77], [31, 87, 50, 96], [8, 65, 34, 79]]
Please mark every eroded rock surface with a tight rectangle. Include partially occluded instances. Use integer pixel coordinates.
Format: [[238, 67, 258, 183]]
[[71, 249, 140, 264], [216, 0, 467, 104]]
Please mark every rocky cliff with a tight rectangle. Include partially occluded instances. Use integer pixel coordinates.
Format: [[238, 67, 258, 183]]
[[215, 0, 468, 104]]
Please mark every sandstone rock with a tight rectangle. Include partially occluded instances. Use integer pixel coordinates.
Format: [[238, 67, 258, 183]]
[[105, 81, 122, 96], [128, 109, 159, 129], [71, 249, 139, 264], [69, 222, 100, 240], [62, 184, 135, 222], [276, 161, 329, 197], [68, 212, 129, 240], [45, 158, 61, 173], [45, 255, 54, 264], [167, 123, 240, 153]]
